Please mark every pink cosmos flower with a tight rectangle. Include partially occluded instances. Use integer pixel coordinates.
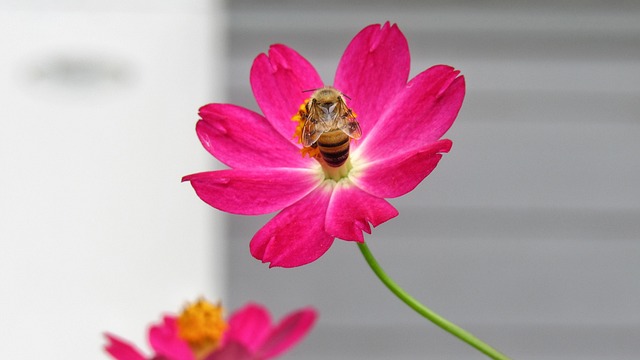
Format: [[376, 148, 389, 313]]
[[183, 22, 465, 268], [104, 300, 317, 360]]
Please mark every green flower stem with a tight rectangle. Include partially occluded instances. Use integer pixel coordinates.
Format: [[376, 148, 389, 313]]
[[357, 242, 509, 360]]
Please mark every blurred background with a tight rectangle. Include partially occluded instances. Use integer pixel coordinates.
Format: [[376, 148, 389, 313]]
[[1, 0, 640, 359], [0, 0, 226, 358]]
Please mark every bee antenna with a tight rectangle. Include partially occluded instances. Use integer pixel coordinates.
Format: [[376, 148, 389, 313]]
[[342, 93, 352, 100], [302, 88, 318, 93]]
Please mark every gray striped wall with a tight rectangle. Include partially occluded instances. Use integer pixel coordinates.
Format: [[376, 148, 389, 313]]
[[224, 2, 640, 358]]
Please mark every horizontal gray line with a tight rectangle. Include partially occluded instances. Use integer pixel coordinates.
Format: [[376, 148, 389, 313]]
[[229, 6, 640, 35], [226, 207, 640, 242], [295, 323, 640, 359], [224, 87, 640, 124], [229, 31, 640, 63], [225, 59, 640, 94]]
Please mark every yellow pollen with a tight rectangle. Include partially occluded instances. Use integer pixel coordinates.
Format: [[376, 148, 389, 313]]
[[291, 99, 321, 159], [177, 299, 227, 359]]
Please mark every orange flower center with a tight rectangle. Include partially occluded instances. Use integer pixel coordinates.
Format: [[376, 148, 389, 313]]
[[291, 98, 321, 159], [177, 299, 227, 360]]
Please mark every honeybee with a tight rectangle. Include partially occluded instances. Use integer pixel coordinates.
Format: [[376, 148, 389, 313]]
[[301, 86, 362, 167]]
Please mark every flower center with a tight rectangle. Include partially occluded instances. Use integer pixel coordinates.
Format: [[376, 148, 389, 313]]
[[321, 158, 353, 181], [177, 299, 227, 359], [291, 99, 322, 159]]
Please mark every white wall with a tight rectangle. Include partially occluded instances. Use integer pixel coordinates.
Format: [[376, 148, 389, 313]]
[[0, 1, 226, 358]]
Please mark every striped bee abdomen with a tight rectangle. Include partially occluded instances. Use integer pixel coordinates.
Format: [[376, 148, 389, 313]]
[[317, 130, 350, 167]]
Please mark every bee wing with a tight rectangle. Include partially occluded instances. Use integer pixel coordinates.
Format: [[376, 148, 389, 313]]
[[336, 99, 362, 139], [302, 117, 330, 147], [339, 118, 362, 139]]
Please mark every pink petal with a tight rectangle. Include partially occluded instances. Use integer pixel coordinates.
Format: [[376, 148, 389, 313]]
[[182, 168, 322, 215], [197, 104, 314, 169], [148, 316, 194, 360], [356, 66, 465, 161], [205, 342, 254, 360], [221, 303, 272, 354], [104, 333, 147, 360], [325, 182, 399, 242], [351, 140, 452, 199], [256, 307, 318, 359], [333, 22, 410, 143], [250, 183, 335, 268], [250, 44, 324, 142]]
